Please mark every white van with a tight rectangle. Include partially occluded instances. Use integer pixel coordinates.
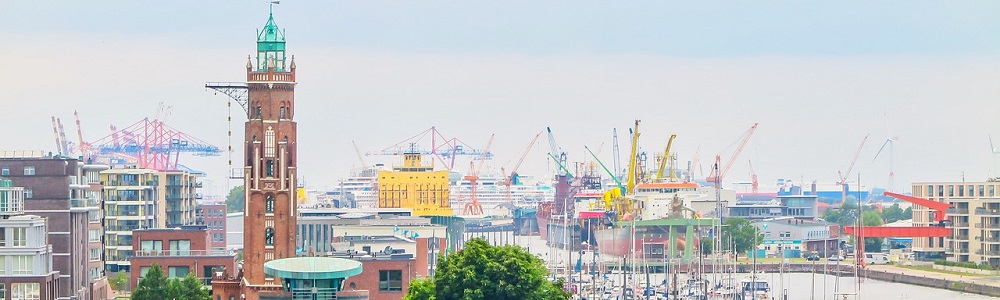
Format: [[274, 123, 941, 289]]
[[864, 253, 890, 265]]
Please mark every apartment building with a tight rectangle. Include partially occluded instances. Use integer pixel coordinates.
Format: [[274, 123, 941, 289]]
[[0, 152, 105, 299], [195, 201, 227, 249], [101, 167, 202, 273], [912, 181, 1000, 266], [129, 225, 236, 290]]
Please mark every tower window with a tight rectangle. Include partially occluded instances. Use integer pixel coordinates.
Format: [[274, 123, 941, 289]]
[[266, 196, 274, 213], [279, 107, 285, 119], [265, 228, 274, 246], [266, 160, 274, 177], [256, 107, 262, 119], [265, 127, 275, 157]]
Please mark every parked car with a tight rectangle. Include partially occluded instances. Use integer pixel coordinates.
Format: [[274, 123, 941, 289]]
[[827, 255, 844, 261], [806, 254, 821, 261]]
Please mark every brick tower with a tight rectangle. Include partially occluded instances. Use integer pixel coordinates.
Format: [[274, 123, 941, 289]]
[[242, 10, 298, 288]]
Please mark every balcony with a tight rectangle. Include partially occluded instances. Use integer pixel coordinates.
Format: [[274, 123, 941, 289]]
[[978, 209, 1000, 216], [70, 198, 100, 208], [953, 222, 970, 228], [133, 249, 231, 257], [957, 247, 970, 254], [947, 208, 970, 215], [954, 235, 970, 241]]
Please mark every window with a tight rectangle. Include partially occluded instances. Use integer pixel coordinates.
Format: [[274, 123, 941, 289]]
[[169, 240, 191, 256], [256, 106, 262, 119], [265, 228, 274, 245], [12, 255, 33, 275], [23, 189, 31, 199], [168, 266, 190, 278], [90, 248, 101, 261], [10, 283, 38, 300], [0, 283, 5, 299], [12, 228, 25, 247], [22, 166, 34, 176], [379, 270, 403, 292], [279, 107, 286, 119], [0, 167, 8, 176], [266, 196, 274, 213], [89, 229, 101, 242], [266, 160, 274, 177], [139, 267, 152, 278], [265, 127, 275, 157]]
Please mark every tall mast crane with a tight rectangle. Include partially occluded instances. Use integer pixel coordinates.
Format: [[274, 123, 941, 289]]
[[503, 131, 542, 205], [51, 117, 62, 156], [352, 141, 368, 168], [463, 134, 494, 215], [547, 127, 567, 176], [56, 118, 73, 157], [839, 134, 869, 206], [749, 160, 758, 194], [706, 123, 758, 185], [612, 128, 621, 181], [656, 134, 678, 182], [74, 111, 94, 162], [625, 120, 641, 195]]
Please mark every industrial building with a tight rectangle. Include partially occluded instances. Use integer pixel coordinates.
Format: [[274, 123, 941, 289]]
[[728, 195, 820, 220], [101, 167, 203, 273], [752, 218, 840, 258], [911, 181, 1000, 265], [377, 152, 453, 217]]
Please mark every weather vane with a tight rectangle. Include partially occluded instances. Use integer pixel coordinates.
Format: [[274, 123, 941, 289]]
[[269, 0, 280, 15]]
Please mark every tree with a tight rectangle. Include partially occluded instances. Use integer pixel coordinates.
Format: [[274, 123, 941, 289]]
[[721, 217, 762, 255], [403, 278, 436, 300], [132, 264, 169, 300], [861, 210, 885, 252], [881, 203, 906, 223], [109, 272, 129, 291], [405, 238, 570, 300], [700, 238, 713, 255], [168, 274, 211, 300], [133, 264, 210, 300], [226, 185, 245, 213]]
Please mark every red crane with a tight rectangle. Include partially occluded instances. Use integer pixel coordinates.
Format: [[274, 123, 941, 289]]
[[706, 123, 758, 185], [837, 134, 869, 206], [749, 160, 758, 194], [463, 134, 495, 215], [503, 131, 543, 206], [842, 191, 952, 267]]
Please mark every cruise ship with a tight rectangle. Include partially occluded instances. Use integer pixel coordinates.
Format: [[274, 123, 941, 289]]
[[325, 167, 553, 215], [324, 166, 381, 208]]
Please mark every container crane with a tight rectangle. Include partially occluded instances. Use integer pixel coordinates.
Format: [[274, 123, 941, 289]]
[[838, 134, 869, 206], [655, 134, 678, 182], [50, 117, 62, 156], [503, 131, 542, 206], [463, 134, 494, 215], [706, 123, 758, 185]]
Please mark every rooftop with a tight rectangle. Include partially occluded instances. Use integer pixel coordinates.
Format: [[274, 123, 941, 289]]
[[263, 257, 361, 280]]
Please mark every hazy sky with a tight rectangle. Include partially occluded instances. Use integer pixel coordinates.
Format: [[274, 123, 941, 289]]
[[2, 1, 999, 196]]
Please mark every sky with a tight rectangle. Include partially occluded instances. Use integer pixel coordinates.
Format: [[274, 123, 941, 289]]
[[1, 1, 999, 196]]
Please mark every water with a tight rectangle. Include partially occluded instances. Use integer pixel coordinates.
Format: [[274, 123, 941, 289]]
[[464, 233, 999, 300]]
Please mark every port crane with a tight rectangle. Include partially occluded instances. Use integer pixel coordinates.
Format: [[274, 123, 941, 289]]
[[372, 127, 493, 171], [502, 131, 543, 206], [749, 160, 758, 194], [873, 137, 897, 192], [706, 123, 758, 186], [655, 134, 678, 182], [838, 134, 869, 206], [463, 134, 494, 215]]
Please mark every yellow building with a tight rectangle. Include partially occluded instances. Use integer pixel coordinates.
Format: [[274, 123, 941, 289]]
[[378, 152, 453, 216], [912, 181, 1000, 266]]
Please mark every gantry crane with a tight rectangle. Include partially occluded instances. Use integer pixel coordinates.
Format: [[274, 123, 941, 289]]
[[463, 134, 495, 215], [838, 134, 869, 206], [656, 134, 678, 182], [502, 131, 542, 206]]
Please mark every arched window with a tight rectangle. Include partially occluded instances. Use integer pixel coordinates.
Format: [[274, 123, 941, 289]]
[[279, 107, 286, 119], [265, 227, 274, 245], [266, 195, 275, 213]]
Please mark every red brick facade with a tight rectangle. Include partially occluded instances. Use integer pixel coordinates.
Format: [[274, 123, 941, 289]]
[[130, 227, 237, 289], [342, 258, 417, 300]]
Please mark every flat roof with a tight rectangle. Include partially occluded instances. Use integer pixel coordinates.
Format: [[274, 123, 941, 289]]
[[263, 257, 362, 280]]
